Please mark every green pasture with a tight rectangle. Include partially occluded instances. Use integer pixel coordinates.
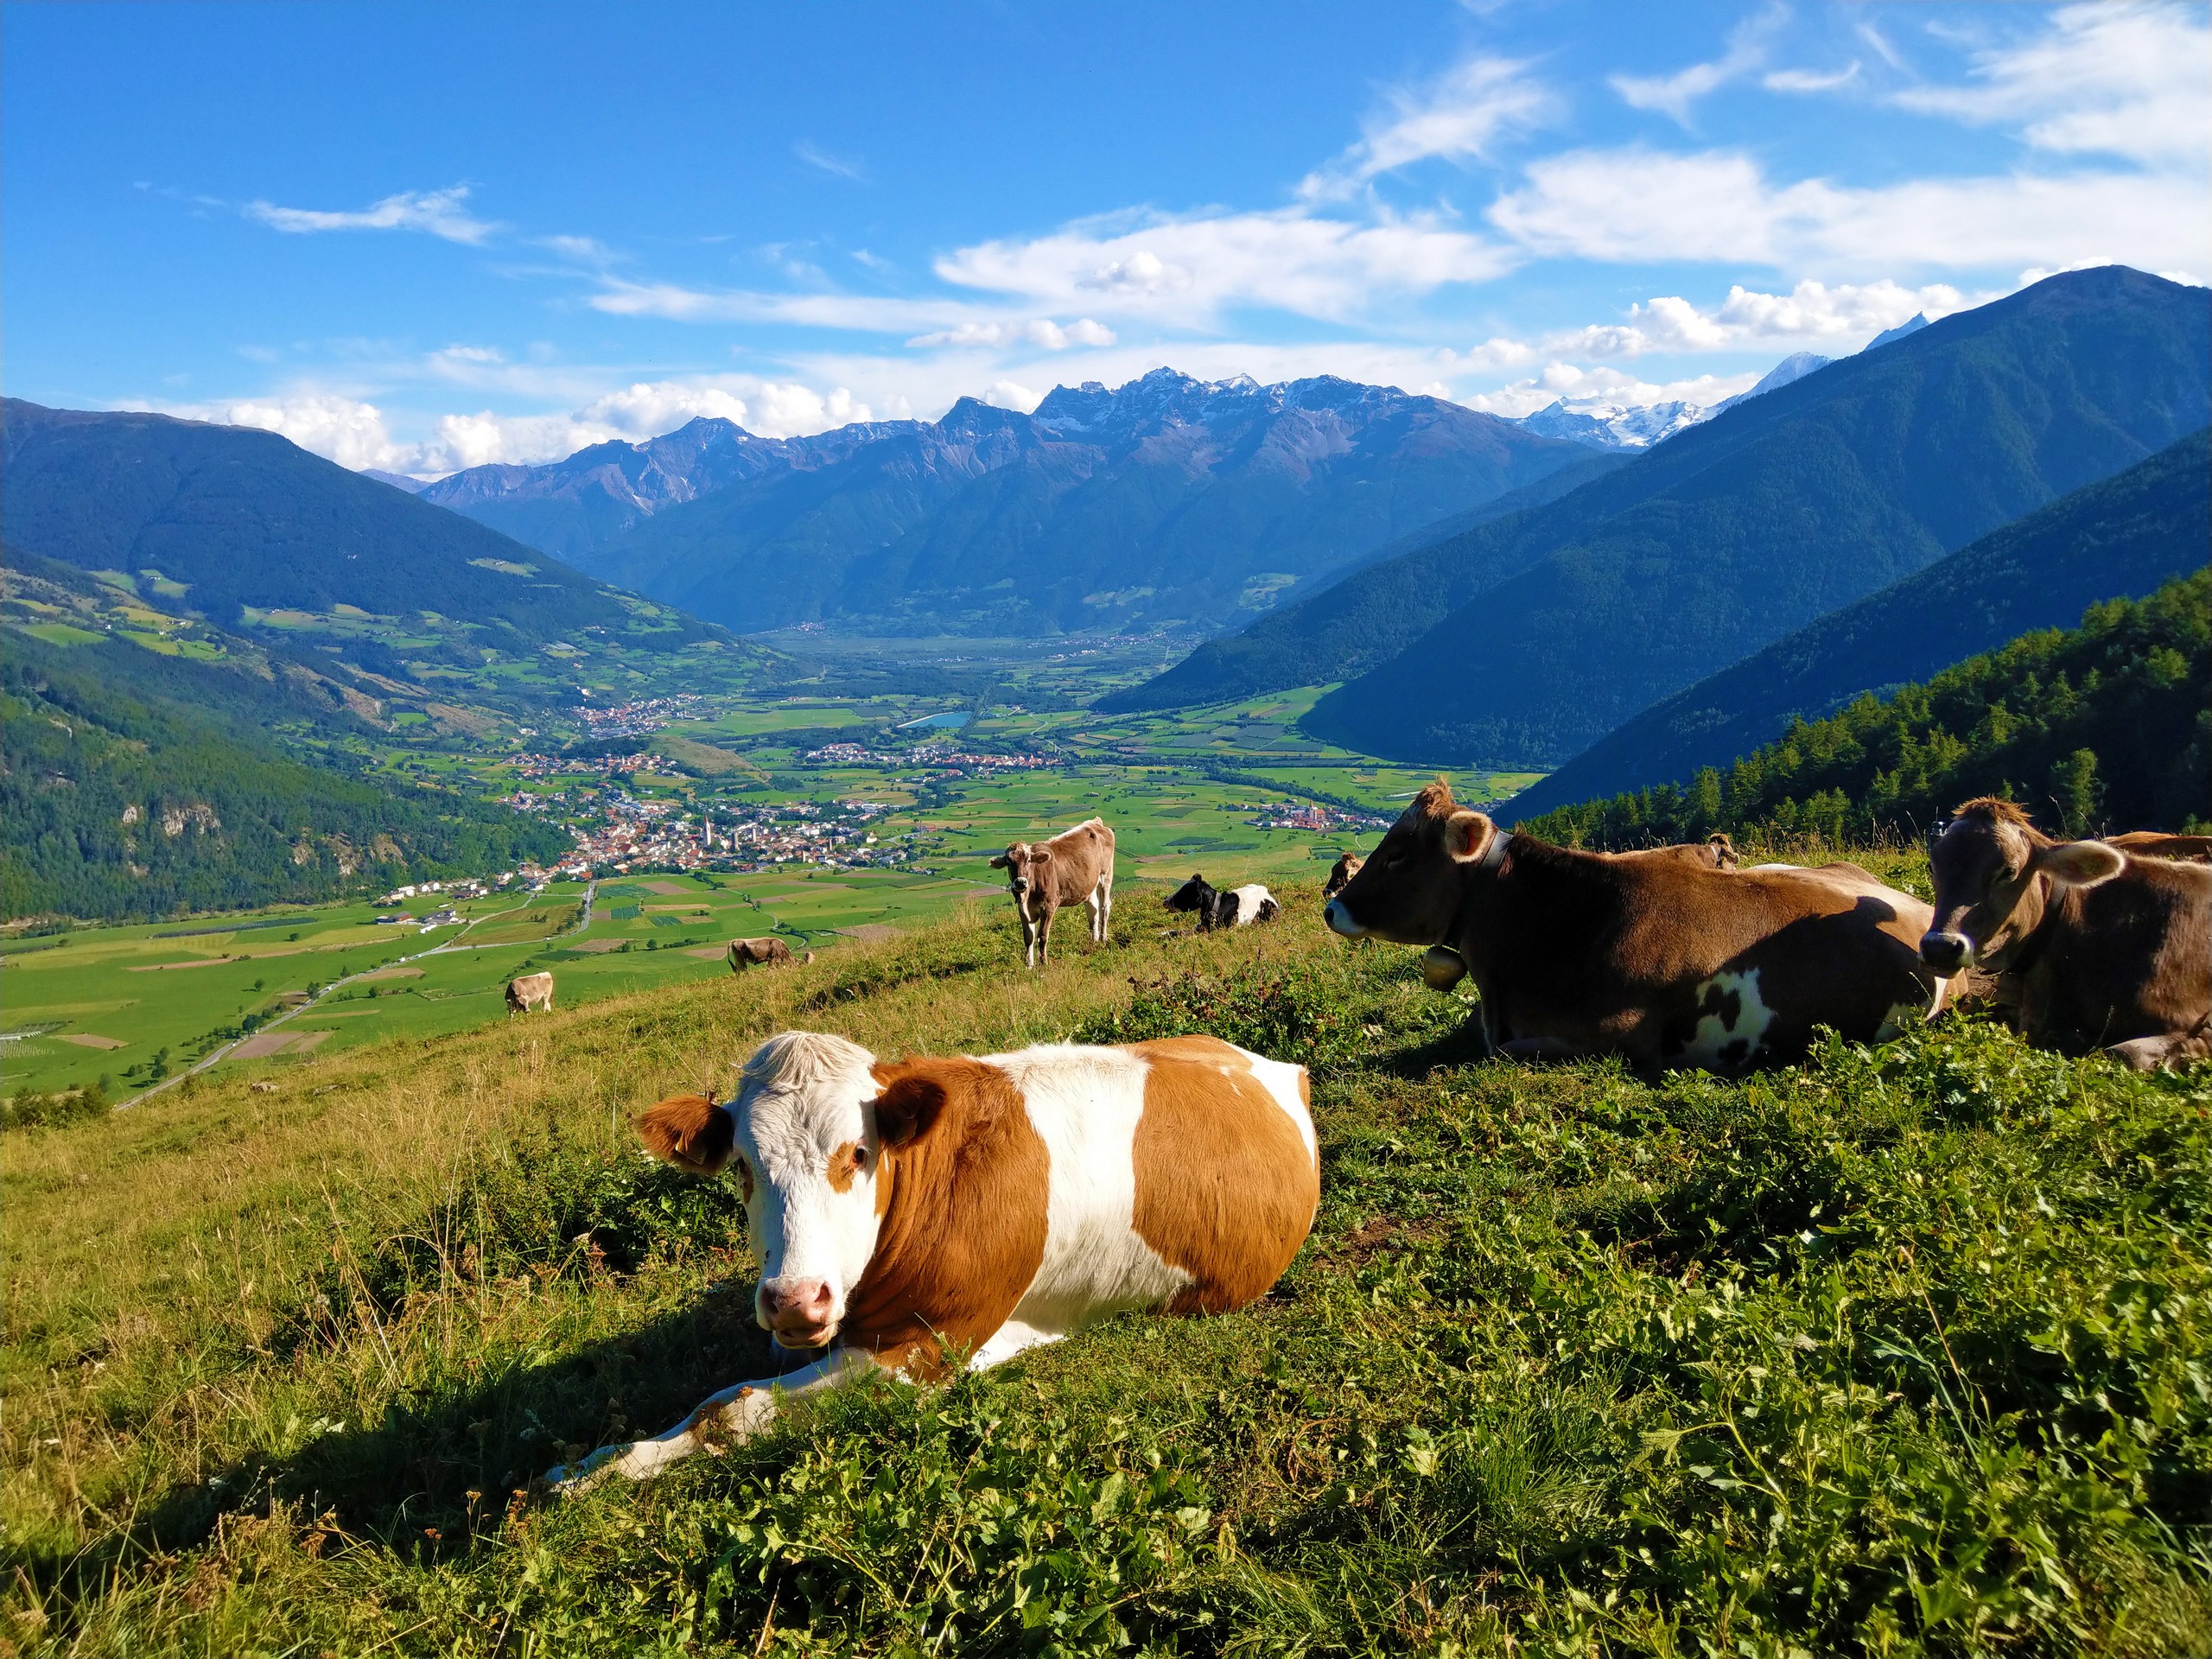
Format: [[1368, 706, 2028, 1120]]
[[6, 883, 2209, 1655]]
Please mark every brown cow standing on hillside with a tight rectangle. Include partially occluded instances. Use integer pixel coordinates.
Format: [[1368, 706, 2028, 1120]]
[[991, 817, 1116, 969], [728, 937, 813, 973], [1323, 853, 1364, 898], [1920, 799, 2211, 1071], [545, 1027, 1317, 1491], [1324, 782, 1948, 1073], [505, 972, 554, 1014]]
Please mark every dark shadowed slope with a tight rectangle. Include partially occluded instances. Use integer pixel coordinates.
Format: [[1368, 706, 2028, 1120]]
[[1507, 428, 2212, 821], [0, 401, 712, 652], [1519, 568, 2212, 849], [1121, 269, 2209, 732], [1303, 269, 2209, 768]]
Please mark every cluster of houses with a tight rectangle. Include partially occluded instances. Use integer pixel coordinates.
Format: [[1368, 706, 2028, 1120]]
[[803, 740, 1057, 778]]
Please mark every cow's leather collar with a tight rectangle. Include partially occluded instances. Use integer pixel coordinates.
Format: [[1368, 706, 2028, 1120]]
[[1477, 827, 1513, 875]]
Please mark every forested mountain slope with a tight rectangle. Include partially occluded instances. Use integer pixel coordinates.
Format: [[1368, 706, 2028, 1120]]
[[1, 628, 566, 921], [0, 401, 711, 652], [1112, 268, 2209, 742], [431, 371, 1591, 638], [1509, 427, 2212, 820], [1518, 569, 2211, 849]]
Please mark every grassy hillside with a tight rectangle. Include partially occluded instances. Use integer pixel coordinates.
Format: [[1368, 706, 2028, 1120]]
[[1, 630, 565, 920], [0, 402, 753, 708], [1522, 569, 2211, 851], [1510, 428, 2212, 820], [6, 887, 2209, 1655], [1116, 269, 2210, 762]]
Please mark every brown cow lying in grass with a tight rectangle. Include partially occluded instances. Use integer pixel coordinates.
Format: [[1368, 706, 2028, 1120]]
[[990, 817, 1116, 968], [1326, 782, 1948, 1073], [545, 1028, 1317, 1491], [1920, 798, 2210, 1071]]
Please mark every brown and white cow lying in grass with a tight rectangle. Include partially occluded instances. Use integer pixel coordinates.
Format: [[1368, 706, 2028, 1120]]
[[1325, 781, 1948, 1074], [546, 1030, 1318, 1491], [991, 817, 1116, 968], [1920, 798, 2211, 1071], [505, 972, 554, 1014]]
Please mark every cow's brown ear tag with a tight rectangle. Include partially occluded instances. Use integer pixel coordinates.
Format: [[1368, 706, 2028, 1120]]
[[1444, 810, 1495, 865]]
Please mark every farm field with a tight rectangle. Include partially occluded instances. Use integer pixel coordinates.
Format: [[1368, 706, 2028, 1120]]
[[4, 880, 2208, 1655], [10, 696, 1492, 1103]]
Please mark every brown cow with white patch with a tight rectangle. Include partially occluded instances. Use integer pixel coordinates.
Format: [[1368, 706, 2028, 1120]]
[[1323, 852, 1364, 898], [546, 1029, 1317, 1491], [728, 937, 811, 973], [1920, 798, 2211, 1071], [990, 817, 1116, 968], [505, 972, 554, 1014], [1325, 781, 1948, 1073]]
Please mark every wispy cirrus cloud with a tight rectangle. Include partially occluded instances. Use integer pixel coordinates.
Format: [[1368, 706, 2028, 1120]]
[[1488, 146, 2210, 276], [1297, 55, 1556, 200], [1609, 4, 1786, 125], [793, 140, 867, 182], [241, 184, 500, 244], [1893, 1, 2209, 168]]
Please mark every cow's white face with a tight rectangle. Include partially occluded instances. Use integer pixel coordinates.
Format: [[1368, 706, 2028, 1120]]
[[724, 1033, 889, 1349]]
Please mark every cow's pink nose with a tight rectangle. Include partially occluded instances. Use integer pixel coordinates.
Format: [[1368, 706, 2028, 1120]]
[[759, 1277, 834, 1332]]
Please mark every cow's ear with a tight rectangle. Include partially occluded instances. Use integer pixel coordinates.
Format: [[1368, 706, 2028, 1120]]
[[2033, 838, 2126, 888], [637, 1094, 735, 1175], [870, 1073, 946, 1148], [988, 854, 1012, 868], [1443, 810, 1497, 864]]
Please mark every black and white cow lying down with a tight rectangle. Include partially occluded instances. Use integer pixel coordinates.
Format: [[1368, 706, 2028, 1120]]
[[1165, 874, 1281, 931]]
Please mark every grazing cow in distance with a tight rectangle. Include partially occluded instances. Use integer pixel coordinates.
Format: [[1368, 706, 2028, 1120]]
[[1166, 874, 1281, 931], [1323, 853, 1364, 898], [1325, 781, 1948, 1074], [990, 817, 1116, 968], [505, 972, 554, 1015], [545, 1028, 1318, 1491], [1921, 798, 2210, 1071], [728, 937, 812, 973]]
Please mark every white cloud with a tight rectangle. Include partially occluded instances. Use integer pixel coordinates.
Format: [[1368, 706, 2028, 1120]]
[[242, 185, 499, 245], [143, 374, 877, 476], [178, 394, 407, 472], [1895, 3, 2209, 168], [905, 317, 1117, 351], [1543, 278, 1974, 358], [1610, 5, 1785, 125], [982, 380, 1040, 412], [936, 208, 1516, 326], [1299, 56, 1556, 200], [1488, 146, 2212, 276], [1461, 363, 1763, 420], [1763, 63, 1860, 95]]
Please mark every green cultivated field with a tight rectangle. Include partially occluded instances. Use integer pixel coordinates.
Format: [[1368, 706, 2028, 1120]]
[[5, 886, 2209, 1655]]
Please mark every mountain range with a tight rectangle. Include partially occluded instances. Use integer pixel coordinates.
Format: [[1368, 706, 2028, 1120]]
[[419, 372, 1596, 637], [1109, 268, 2210, 776], [1505, 424, 2212, 820]]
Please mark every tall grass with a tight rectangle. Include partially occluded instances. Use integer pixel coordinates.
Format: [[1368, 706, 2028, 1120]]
[[3, 883, 2208, 1656]]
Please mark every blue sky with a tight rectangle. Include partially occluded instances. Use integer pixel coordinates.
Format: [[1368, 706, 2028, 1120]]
[[5, 1, 2205, 474]]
